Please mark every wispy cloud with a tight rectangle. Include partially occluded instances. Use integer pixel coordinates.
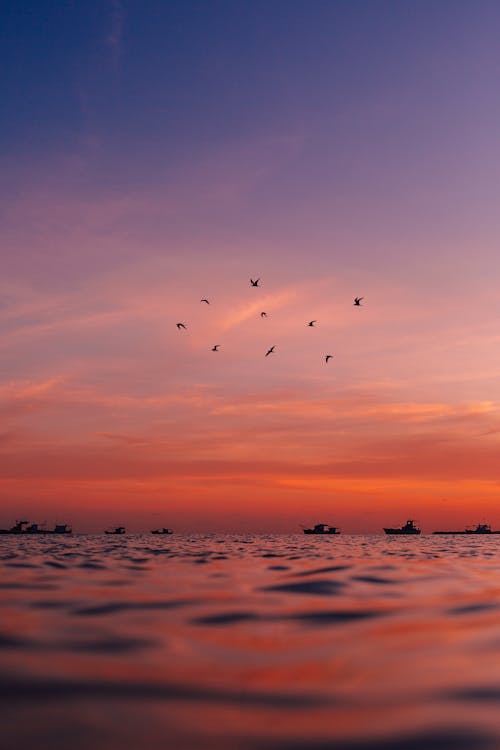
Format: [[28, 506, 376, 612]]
[[106, 0, 125, 69]]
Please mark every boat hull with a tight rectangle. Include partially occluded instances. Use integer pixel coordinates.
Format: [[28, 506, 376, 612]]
[[0, 529, 72, 535], [303, 530, 339, 535], [384, 529, 421, 535]]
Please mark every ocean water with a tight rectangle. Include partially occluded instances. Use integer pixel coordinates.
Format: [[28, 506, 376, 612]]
[[1, 534, 500, 750]]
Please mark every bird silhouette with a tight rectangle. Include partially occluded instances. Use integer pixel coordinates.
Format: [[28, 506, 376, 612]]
[[212, 345, 220, 351], [176, 323, 187, 330], [354, 297, 364, 306], [260, 312, 267, 318], [265, 346, 275, 357], [307, 320, 317, 327], [325, 355, 333, 363], [200, 298, 210, 304], [250, 278, 260, 287]]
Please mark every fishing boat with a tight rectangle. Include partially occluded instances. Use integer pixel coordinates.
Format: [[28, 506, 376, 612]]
[[0, 520, 30, 534], [303, 523, 339, 535], [384, 519, 421, 535], [50, 524, 72, 534], [104, 526, 126, 535], [0, 520, 72, 535], [433, 523, 500, 535], [151, 528, 173, 535]]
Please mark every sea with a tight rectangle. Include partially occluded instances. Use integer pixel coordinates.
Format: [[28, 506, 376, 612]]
[[1, 533, 500, 750]]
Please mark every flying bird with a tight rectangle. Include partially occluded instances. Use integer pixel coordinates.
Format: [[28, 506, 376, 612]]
[[260, 312, 267, 318], [212, 345, 220, 351], [325, 355, 333, 363], [250, 278, 260, 287], [307, 320, 317, 327], [354, 297, 364, 306], [200, 298, 210, 304], [265, 346, 275, 357], [176, 323, 187, 330]]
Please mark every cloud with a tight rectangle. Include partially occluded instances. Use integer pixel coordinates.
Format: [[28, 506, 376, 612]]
[[106, 0, 125, 69]]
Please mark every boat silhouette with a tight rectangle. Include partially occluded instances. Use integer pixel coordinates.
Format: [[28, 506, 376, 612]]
[[433, 523, 500, 535], [384, 520, 421, 535], [303, 523, 339, 535], [151, 527, 173, 535], [0, 520, 72, 535], [104, 526, 126, 535]]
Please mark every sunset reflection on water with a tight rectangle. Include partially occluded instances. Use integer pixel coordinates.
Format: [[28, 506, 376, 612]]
[[0, 534, 499, 749]]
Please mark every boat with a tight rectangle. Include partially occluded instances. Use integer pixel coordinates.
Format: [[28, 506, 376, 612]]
[[104, 526, 126, 535], [384, 519, 421, 535], [0, 520, 72, 535], [303, 523, 339, 535], [0, 520, 30, 534], [151, 528, 173, 535], [433, 523, 500, 535], [51, 524, 72, 534]]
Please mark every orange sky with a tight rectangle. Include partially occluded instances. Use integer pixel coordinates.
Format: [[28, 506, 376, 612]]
[[1, 251, 500, 532]]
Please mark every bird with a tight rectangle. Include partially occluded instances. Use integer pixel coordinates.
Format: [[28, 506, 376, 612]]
[[260, 312, 267, 318], [354, 297, 364, 306], [176, 323, 187, 330], [250, 278, 260, 287], [325, 355, 333, 363], [307, 320, 317, 327], [212, 345, 220, 351], [265, 346, 275, 357], [200, 298, 210, 304]]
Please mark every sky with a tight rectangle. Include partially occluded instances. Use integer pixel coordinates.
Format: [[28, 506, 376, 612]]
[[1, 0, 500, 532]]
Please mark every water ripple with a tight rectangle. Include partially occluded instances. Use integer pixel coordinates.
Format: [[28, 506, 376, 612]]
[[1, 533, 500, 749]]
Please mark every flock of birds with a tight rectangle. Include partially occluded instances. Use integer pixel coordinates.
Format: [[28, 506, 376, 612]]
[[176, 278, 364, 363]]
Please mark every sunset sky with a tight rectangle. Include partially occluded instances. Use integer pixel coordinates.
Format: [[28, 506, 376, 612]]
[[2, 1, 500, 532]]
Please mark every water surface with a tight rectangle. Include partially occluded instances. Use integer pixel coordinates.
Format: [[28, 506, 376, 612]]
[[1, 534, 500, 749]]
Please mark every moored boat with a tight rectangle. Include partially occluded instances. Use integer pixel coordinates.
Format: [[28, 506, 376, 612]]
[[433, 523, 500, 535], [51, 524, 72, 534], [0, 520, 72, 535], [303, 523, 339, 535], [0, 520, 30, 534], [151, 528, 173, 535], [384, 519, 421, 535], [104, 526, 126, 535]]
